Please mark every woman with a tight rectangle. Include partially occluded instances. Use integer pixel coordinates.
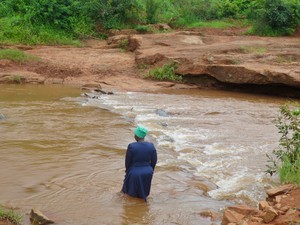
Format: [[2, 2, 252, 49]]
[[122, 126, 157, 202]]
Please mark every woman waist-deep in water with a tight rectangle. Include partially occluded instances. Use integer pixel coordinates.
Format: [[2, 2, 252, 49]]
[[122, 126, 157, 202]]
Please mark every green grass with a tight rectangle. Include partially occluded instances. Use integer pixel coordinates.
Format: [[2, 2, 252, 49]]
[[0, 49, 39, 62], [275, 55, 298, 64], [279, 156, 300, 185], [144, 61, 182, 82], [0, 206, 22, 224], [186, 19, 250, 29], [240, 46, 266, 54]]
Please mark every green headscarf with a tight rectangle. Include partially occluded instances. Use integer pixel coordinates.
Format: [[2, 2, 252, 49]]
[[134, 126, 148, 138]]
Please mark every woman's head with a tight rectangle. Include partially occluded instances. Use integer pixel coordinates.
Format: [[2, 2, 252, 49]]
[[134, 126, 148, 140]]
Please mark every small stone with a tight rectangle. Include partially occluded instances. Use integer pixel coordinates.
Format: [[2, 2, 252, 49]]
[[285, 208, 296, 216], [263, 206, 278, 223], [280, 206, 290, 213], [251, 216, 264, 223], [199, 210, 219, 221], [274, 195, 283, 203], [258, 201, 269, 211], [274, 203, 281, 210], [237, 220, 248, 225]]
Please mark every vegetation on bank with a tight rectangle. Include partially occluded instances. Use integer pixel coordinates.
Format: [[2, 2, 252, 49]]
[[0, 0, 299, 45], [0, 206, 22, 225], [267, 103, 300, 185], [144, 61, 182, 82], [0, 49, 39, 62]]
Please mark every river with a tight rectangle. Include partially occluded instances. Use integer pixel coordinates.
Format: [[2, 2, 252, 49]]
[[0, 84, 287, 225]]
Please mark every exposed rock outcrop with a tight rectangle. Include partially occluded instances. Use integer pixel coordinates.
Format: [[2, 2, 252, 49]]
[[221, 185, 300, 225], [132, 32, 300, 92]]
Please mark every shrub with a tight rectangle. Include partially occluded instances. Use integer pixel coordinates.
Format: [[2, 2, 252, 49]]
[[144, 61, 182, 81], [249, 0, 300, 36], [266, 102, 300, 185], [135, 25, 151, 33]]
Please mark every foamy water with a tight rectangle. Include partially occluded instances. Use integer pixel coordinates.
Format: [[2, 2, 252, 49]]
[[81, 90, 282, 204]]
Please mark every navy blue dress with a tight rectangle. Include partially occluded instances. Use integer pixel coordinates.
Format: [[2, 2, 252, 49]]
[[122, 141, 157, 201]]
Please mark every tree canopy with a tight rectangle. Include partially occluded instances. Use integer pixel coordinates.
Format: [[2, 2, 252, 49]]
[[0, 0, 299, 44]]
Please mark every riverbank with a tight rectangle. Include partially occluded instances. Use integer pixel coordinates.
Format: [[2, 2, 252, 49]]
[[1, 27, 300, 97], [219, 184, 300, 225]]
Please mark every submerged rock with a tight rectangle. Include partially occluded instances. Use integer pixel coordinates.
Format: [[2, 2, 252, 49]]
[[94, 89, 114, 95], [0, 113, 5, 120], [155, 109, 169, 117]]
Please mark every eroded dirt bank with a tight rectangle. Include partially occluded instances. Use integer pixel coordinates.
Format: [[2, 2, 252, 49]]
[[0, 29, 300, 97]]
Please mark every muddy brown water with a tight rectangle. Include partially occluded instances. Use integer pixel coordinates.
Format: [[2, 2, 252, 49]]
[[0, 84, 290, 225]]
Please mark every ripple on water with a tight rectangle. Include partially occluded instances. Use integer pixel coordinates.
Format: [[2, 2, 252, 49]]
[[0, 85, 284, 225]]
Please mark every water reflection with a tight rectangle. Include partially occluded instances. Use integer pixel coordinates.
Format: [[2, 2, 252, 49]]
[[121, 195, 150, 225]]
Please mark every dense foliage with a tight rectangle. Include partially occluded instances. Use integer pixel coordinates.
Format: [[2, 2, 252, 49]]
[[0, 0, 299, 44], [248, 0, 300, 36], [266, 103, 300, 184]]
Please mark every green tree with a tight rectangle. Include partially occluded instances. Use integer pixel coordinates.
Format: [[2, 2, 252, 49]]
[[249, 0, 300, 36]]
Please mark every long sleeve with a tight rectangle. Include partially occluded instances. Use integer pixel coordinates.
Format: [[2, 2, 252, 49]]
[[151, 146, 157, 170], [125, 144, 133, 172]]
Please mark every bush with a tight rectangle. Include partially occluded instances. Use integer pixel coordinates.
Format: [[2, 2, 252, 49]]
[[135, 25, 152, 33], [144, 61, 182, 81], [249, 0, 300, 36], [266, 102, 300, 184]]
